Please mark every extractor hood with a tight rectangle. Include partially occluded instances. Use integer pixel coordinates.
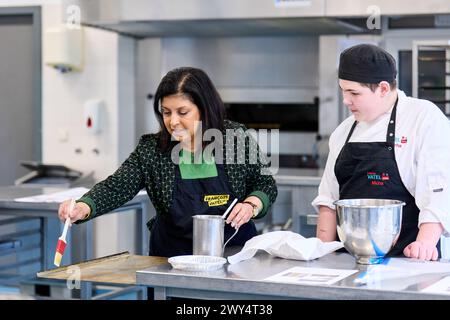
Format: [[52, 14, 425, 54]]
[[80, 17, 374, 38], [65, 0, 376, 38], [65, 0, 450, 38]]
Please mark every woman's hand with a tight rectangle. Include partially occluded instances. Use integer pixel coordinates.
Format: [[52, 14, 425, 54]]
[[225, 196, 262, 229], [58, 199, 91, 223]]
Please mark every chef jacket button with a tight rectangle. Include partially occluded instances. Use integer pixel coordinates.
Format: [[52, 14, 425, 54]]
[[390, 120, 394, 124], [388, 146, 393, 150], [389, 133, 394, 136]]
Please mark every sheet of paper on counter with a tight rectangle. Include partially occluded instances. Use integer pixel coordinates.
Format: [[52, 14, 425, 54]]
[[264, 266, 357, 286], [14, 187, 147, 203], [421, 276, 450, 295], [14, 187, 90, 202]]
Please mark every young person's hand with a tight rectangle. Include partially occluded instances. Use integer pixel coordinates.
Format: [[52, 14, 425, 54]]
[[403, 241, 439, 261]]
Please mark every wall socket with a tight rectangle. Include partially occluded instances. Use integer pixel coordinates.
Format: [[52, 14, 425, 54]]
[[58, 128, 69, 142]]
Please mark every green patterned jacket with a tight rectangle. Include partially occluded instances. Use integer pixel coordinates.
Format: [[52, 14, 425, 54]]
[[78, 120, 278, 225]]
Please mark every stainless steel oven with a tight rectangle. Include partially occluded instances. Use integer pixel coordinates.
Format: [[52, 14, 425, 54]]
[[225, 99, 320, 168]]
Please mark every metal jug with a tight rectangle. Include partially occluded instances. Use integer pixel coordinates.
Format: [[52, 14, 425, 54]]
[[193, 215, 238, 257]]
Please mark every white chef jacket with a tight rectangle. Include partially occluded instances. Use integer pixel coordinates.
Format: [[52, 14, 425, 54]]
[[312, 90, 450, 236]]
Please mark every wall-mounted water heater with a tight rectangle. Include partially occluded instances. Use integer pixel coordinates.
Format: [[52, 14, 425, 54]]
[[44, 26, 84, 73]]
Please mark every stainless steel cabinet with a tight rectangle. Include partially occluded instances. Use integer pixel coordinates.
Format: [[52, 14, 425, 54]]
[[272, 171, 321, 237]]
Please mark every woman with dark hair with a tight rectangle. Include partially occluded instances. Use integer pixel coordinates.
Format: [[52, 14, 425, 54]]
[[58, 67, 278, 257], [153, 67, 226, 152]]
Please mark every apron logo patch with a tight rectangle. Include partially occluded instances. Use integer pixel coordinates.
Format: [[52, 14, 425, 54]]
[[394, 136, 408, 148], [367, 172, 389, 186], [204, 194, 230, 207]]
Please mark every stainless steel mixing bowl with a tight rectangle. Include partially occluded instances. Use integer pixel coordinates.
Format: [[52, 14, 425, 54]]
[[334, 199, 404, 264]]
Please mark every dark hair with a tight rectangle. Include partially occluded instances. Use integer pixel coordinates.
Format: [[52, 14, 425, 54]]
[[360, 80, 397, 92], [153, 67, 226, 152]]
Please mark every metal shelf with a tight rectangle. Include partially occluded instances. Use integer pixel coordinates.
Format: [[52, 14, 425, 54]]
[[418, 57, 450, 62], [430, 100, 450, 104], [413, 40, 450, 116], [419, 86, 450, 90]]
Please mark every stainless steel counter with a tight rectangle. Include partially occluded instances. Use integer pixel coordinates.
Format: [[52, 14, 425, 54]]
[[137, 251, 450, 300], [0, 186, 152, 299]]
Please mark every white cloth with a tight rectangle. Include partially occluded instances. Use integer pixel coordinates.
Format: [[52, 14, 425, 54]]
[[312, 90, 450, 236], [227, 231, 343, 264]]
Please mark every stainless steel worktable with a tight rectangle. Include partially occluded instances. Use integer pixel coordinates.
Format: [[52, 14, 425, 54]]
[[136, 251, 450, 300], [0, 186, 152, 299]]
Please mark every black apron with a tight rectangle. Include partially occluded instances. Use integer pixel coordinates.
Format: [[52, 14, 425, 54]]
[[148, 163, 257, 257], [334, 99, 438, 256]]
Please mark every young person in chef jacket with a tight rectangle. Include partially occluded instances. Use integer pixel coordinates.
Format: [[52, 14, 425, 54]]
[[312, 44, 450, 261], [57, 67, 277, 258]]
